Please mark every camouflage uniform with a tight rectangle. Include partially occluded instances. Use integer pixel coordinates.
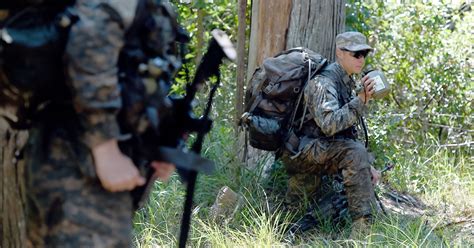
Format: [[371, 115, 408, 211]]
[[281, 61, 377, 220], [25, 0, 139, 246]]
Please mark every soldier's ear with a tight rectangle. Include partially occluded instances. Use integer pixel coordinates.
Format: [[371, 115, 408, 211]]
[[335, 48, 344, 61]]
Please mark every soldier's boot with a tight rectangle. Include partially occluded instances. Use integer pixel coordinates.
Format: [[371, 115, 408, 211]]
[[349, 216, 371, 239], [284, 213, 319, 244], [289, 213, 319, 234]]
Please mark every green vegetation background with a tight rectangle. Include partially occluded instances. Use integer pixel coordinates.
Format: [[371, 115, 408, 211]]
[[133, 1, 473, 247]]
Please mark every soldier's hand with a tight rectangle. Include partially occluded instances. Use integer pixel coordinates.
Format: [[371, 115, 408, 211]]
[[151, 161, 175, 182], [92, 139, 146, 192], [370, 166, 381, 185], [358, 75, 376, 104]]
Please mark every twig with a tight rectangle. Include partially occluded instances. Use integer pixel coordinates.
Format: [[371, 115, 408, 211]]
[[439, 141, 473, 148], [434, 218, 474, 230], [391, 94, 403, 108], [427, 123, 474, 132]]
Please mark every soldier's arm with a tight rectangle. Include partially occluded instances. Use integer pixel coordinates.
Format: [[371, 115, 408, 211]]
[[305, 76, 367, 136], [65, 0, 137, 148], [65, 0, 147, 192]]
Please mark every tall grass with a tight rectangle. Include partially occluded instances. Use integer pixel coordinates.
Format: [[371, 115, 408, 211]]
[[192, 194, 292, 247], [387, 142, 473, 216], [133, 122, 473, 247]]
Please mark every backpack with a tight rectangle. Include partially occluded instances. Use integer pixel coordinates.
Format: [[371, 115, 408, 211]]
[[241, 47, 327, 151]]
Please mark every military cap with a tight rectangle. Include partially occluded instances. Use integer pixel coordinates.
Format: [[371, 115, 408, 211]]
[[336, 31, 373, 52]]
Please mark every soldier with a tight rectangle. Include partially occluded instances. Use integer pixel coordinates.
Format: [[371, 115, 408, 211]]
[[0, 0, 177, 246], [281, 31, 381, 233]]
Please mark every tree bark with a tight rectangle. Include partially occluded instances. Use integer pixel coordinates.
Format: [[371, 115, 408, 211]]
[[1, 119, 28, 248], [195, 7, 205, 64], [235, 0, 247, 132], [286, 0, 345, 61]]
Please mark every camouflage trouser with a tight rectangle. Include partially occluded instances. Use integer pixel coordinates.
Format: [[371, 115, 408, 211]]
[[281, 138, 377, 220], [25, 126, 134, 247]]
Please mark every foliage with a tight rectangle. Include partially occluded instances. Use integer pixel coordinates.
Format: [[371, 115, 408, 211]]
[[346, 1, 473, 191], [169, 0, 239, 123], [133, 1, 473, 247]]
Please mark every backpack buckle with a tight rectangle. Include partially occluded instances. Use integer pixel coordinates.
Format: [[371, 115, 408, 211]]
[[239, 112, 252, 126]]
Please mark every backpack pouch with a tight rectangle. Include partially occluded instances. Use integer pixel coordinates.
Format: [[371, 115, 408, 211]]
[[248, 115, 282, 151]]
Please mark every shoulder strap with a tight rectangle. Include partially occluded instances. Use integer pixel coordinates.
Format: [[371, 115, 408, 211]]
[[289, 57, 328, 131], [288, 58, 312, 129], [287, 57, 327, 133]]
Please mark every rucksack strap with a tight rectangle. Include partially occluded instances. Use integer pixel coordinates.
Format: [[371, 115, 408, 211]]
[[288, 56, 327, 132], [286, 56, 325, 138], [287, 57, 312, 129]]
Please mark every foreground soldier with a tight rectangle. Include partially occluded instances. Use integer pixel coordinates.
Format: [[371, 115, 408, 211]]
[[281, 32, 381, 231], [0, 0, 177, 246]]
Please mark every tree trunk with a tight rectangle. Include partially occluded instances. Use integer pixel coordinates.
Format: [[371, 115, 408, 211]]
[[246, 0, 292, 80], [241, 0, 345, 170], [286, 0, 345, 61], [1, 119, 28, 247], [234, 0, 247, 132], [195, 7, 205, 64]]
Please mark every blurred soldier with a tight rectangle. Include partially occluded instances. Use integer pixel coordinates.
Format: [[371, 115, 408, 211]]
[[1, 0, 179, 246], [281, 32, 381, 232]]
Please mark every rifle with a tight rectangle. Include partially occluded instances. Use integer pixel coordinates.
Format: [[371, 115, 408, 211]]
[[120, 29, 236, 247]]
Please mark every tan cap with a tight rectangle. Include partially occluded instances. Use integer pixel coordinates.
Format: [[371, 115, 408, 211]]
[[336, 31, 373, 52]]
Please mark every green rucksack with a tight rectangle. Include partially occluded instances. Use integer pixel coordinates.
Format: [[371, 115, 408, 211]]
[[241, 48, 327, 151]]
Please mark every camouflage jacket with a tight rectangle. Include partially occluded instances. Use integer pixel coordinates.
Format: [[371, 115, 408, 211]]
[[65, 0, 139, 148], [302, 62, 368, 138]]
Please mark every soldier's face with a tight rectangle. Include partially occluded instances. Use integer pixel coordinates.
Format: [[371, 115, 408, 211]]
[[336, 49, 367, 75]]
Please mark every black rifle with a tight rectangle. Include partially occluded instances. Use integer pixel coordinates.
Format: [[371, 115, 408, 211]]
[[121, 29, 236, 248]]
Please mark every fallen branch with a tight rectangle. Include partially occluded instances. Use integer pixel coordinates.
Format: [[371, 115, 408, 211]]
[[434, 218, 474, 230], [438, 141, 473, 148]]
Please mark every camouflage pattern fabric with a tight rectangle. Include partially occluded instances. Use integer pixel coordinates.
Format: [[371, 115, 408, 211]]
[[282, 62, 377, 220], [335, 31, 373, 52], [305, 63, 367, 137], [26, 123, 133, 247], [25, 0, 138, 246], [65, 0, 138, 151]]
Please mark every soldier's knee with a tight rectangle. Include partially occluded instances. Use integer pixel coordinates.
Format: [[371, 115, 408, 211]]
[[345, 142, 370, 170], [342, 166, 372, 187]]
